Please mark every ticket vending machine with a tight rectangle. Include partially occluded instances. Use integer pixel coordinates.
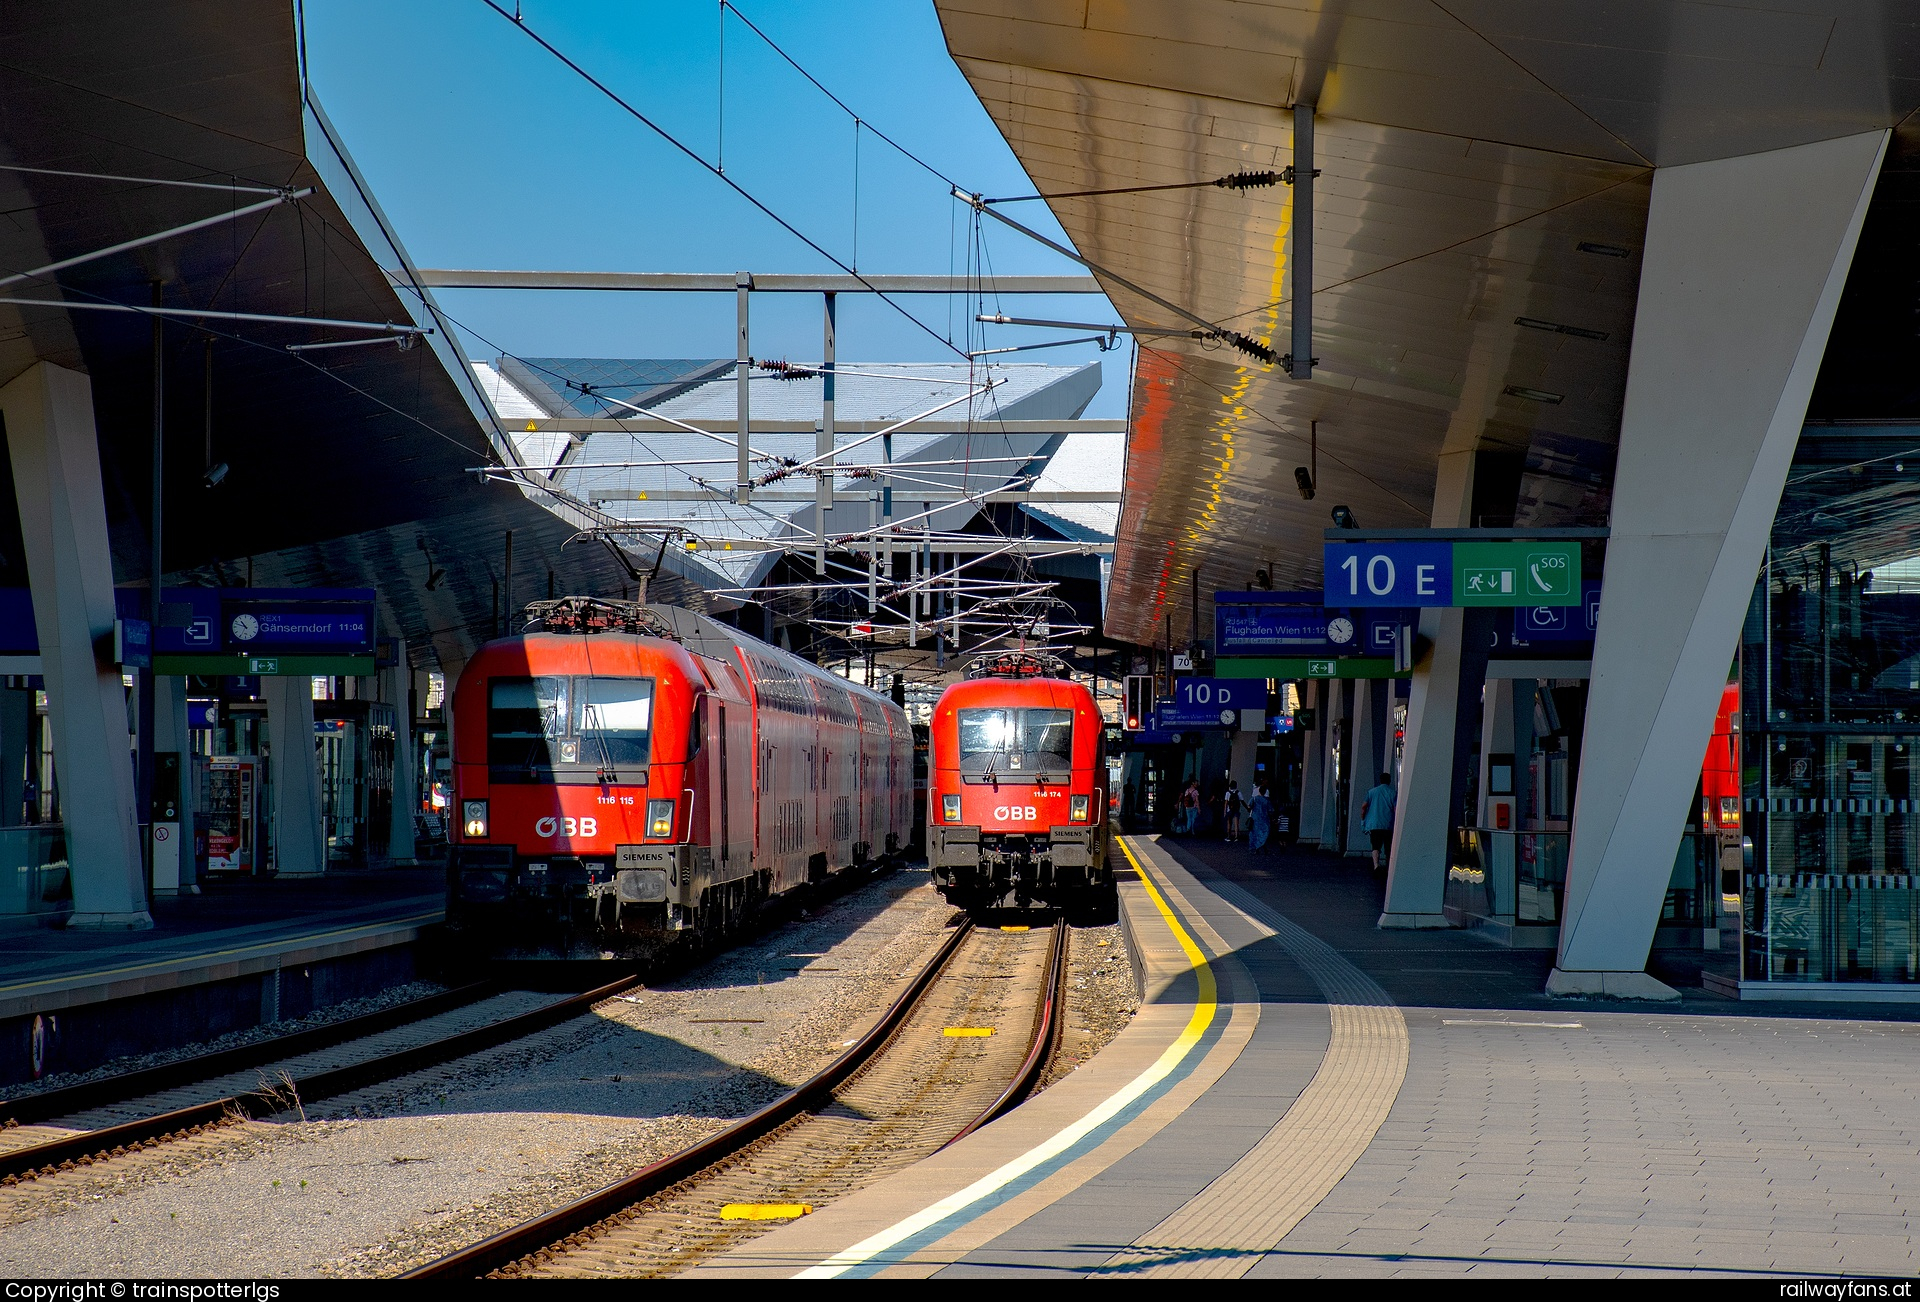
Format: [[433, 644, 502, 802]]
[[206, 755, 263, 875]]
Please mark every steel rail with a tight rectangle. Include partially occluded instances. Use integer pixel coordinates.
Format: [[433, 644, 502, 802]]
[[0, 974, 642, 1184], [405, 920, 985, 1279], [946, 917, 1068, 1146], [0, 981, 497, 1130]]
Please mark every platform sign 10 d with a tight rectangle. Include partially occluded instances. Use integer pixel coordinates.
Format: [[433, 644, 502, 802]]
[[1325, 541, 1580, 608]]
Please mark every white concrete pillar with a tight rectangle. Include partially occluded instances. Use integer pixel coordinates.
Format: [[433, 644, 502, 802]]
[[1296, 680, 1327, 845], [263, 674, 325, 877], [382, 642, 417, 862], [1549, 130, 1887, 1000], [1379, 448, 1475, 927], [1, 362, 150, 928], [1344, 677, 1383, 856]]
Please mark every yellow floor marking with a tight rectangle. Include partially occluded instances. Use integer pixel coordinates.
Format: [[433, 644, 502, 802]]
[[943, 1027, 995, 1037], [999, 925, 1030, 932], [722, 1203, 812, 1221], [796, 836, 1216, 1279]]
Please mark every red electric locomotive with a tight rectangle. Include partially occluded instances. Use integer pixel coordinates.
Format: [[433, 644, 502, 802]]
[[447, 598, 912, 953], [925, 651, 1114, 915]]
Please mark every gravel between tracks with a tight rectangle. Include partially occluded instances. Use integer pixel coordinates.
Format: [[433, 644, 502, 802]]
[[0, 867, 1142, 1279], [0, 869, 957, 1278]]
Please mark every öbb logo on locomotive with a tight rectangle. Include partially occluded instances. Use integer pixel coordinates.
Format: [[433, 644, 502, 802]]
[[534, 815, 598, 839], [993, 805, 1040, 821]]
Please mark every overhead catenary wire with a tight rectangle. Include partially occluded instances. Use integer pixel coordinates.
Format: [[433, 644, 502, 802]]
[[480, 0, 969, 364]]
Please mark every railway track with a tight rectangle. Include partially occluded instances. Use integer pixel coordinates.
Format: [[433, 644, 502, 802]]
[[408, 916, 1069, 1280], [0, 975, 644, 1186]]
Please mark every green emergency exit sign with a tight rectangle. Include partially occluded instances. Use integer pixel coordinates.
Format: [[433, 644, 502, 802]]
[[1452, 542, 1579, 606]]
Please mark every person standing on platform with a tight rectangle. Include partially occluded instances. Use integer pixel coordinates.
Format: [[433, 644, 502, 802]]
[[1360, 771, 1397, 875], [1223, 777, 1243, 841], [1248, 783, 1273, 851], [1179, 779, 1200, 834]]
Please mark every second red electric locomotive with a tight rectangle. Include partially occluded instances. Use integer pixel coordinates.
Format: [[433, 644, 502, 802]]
[[925, 652, 1114, 914]]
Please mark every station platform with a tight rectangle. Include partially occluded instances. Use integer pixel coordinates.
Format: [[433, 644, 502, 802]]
[[0, 869, 443, 1085], [693, 834, 1920, 1279]]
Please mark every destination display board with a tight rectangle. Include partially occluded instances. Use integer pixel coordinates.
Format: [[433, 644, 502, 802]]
[[1213, 591, 1415, 657], [0, 587, 376, 674]]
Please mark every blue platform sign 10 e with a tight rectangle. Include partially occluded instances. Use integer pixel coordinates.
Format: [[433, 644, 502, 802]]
[[1324, 541, 1581, 608], [1324, 541, 1452, 606]]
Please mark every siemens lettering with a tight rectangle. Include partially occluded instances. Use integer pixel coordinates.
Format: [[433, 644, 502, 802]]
[[1323, 542, 1453, 606]]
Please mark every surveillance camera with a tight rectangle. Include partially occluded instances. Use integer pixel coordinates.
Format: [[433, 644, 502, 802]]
[[1254, 567, 1272, 590], [1330, 504, 1359, 530], [202, 462, 229, 488], [1293, 466, 1315, 500]]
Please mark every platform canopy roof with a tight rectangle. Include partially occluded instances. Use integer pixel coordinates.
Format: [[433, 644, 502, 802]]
[[0, 0, 703, 671], [932, 0, 1920, 645]]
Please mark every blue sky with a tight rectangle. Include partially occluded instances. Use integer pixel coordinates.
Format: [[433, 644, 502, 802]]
[[303, 0, 1132, 417]]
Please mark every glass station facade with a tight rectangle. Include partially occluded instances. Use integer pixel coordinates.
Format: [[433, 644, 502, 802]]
[[1741, 422, 1920, 985]]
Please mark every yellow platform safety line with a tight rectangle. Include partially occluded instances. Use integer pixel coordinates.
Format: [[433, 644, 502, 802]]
[[722, 1203, 813, 1221], [796, 835, 1218, 1278], [944, 1027, 995, 1037]]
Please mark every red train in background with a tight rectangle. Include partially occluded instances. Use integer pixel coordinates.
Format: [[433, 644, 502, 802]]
[[926, 652, 1115, 916], [447, 598, 912, 953]]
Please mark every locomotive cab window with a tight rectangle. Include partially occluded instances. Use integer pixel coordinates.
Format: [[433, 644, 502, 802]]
[[488, 676, 568, 769], [574, 677, 655, 767], [957, 707, 1073, 779], [488, 675, 654, 777]]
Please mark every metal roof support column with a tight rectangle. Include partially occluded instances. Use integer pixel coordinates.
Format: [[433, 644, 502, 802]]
[[140, 282, 161, 895], [736, 271, 753, 506], [1289, 101, 1314, 381], [1, 362, 151, 928], [816, 291, 835, 574], [383, 639, 417, 865]]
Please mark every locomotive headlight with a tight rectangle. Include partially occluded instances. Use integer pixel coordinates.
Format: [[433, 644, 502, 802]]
[[462, 800, 489, 839], [1070, 794, 1091, 822], [647, 798, 675, 838], [942, 794, 961, 823]]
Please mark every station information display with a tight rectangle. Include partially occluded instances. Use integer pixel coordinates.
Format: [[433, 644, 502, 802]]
[[1323, 541, 1581, 607]]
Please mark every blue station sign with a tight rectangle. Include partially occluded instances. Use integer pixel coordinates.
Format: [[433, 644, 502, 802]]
[[1325, 541, 1582, 607], [0, 587, 376, 674], [1155, 677, 1267, 730]]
